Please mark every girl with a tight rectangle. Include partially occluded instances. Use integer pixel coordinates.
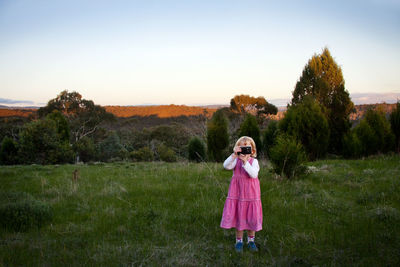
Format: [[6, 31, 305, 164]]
[[220, 136, 262, 252]]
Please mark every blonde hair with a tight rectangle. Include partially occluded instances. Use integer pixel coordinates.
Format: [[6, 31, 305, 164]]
[[235, 136, 257, 157]]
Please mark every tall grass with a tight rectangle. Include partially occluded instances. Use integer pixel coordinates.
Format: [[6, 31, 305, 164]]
[[0, 155, 399, 266]]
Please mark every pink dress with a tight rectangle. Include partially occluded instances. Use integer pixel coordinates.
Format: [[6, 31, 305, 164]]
[[220, 158, 263, 231]]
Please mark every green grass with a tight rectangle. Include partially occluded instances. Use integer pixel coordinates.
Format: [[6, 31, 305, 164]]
[[1, 155, 399, 266]]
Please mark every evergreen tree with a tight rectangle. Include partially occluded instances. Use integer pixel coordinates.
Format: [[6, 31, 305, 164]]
[[291, 48, 354, 154], [390, 102, 400, 153], [262, 120, 279, 159], [206, 109, 229, 162], [238, 114, 262, 154], [280, 96, 330, 160]]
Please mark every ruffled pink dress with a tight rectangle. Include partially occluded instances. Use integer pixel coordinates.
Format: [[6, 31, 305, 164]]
[[220, 157, 263, 231]]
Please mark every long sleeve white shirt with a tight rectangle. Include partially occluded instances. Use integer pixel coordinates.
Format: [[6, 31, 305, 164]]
[[223, 154, 260, 178]]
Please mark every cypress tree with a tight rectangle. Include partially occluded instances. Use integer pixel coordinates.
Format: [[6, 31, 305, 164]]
[[238, 114, 262, 154], [291, 48, 354, 154], [206, 109, 229, 162]]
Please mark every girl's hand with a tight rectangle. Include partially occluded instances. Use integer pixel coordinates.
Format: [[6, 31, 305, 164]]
[[232, 146, 241, 158]]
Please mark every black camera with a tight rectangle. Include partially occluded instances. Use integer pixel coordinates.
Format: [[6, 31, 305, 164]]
[[238, 146, 252, 155]]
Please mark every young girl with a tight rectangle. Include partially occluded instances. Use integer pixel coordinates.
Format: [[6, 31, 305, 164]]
[[220, 136, 262, 252]]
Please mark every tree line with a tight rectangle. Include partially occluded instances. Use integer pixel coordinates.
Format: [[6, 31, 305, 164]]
[[1, 48, 400, 178], [205, 48, 400, 177]]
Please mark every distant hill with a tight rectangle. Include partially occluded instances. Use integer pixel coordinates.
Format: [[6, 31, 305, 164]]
[[0, 103, 397, 122], [104, 104, 218, 118], [0, 107, 38, 118]]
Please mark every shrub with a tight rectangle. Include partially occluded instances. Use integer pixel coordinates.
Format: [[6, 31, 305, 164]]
[[0, 192, 53, 232], [0, 136, 18, 165], [279, 96, 330, 160], [364, 108, 395, 153], [188, 137, 206, 162], [97, 131, 127, 162], [206, 109, 229, 162], [262, 120, 279, 158], [342, 131, 363, 158], [73, 136, 96, 163], [130, 146, 154, 162], [150, 124, 191, 157], [354, 108, 395, 156], [157, 143, 177, 162], [269, 134, 307, 179]]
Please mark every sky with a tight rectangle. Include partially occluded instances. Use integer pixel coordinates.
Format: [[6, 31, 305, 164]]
[[0, 0, 399, 106]]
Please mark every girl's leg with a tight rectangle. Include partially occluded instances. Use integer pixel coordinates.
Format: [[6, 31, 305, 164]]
[[248, 230, 255, 238], [236, 230, 244, 240]]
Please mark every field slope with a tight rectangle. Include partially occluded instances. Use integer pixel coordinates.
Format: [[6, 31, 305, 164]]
[[1, 156, 399, 266]]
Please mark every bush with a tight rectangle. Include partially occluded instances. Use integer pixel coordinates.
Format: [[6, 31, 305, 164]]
[[269, 134, 307, 179], [130, 146, 154, 162], [157, 144, 177, 162], [73, 136, 96, 163], [0, 136, 18, 165], [150, 124, 191, 157], [342, 131, 363, 158], [262, 120, 279, 159], [279, 96, 330, 160], [0, 192, 53, 232], [354, 108, 395, 156], [365, 108, 395, 153], [188, 137, 206, 162], [97, 131, 127, 162]]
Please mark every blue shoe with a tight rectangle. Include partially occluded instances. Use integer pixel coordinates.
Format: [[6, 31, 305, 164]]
[[235, 241, 243, 252], [247, 241, 258, 252]]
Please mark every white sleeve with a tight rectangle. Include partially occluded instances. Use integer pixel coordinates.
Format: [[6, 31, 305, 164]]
[[243, 158, 260, 178], [223, 154, 237, 170]]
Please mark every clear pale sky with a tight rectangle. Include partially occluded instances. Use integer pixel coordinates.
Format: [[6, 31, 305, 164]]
[[1, 0, 399, 106]]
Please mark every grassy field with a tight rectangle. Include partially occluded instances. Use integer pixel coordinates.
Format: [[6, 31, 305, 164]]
[[1, 155, 399, 266]]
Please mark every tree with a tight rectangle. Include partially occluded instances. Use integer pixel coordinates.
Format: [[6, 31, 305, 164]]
[[390, 102, 400, 153], [230, 95, 277, 116], [280, 96, 330, 160], [18, 118, 74, 164], [238, 114, 262, 154], [38, 90, 114, 143], [206, 109, 229, 162], [291, 48, 354, 154], [46, 110, 70, 142], [262, 120, 279, 159]]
